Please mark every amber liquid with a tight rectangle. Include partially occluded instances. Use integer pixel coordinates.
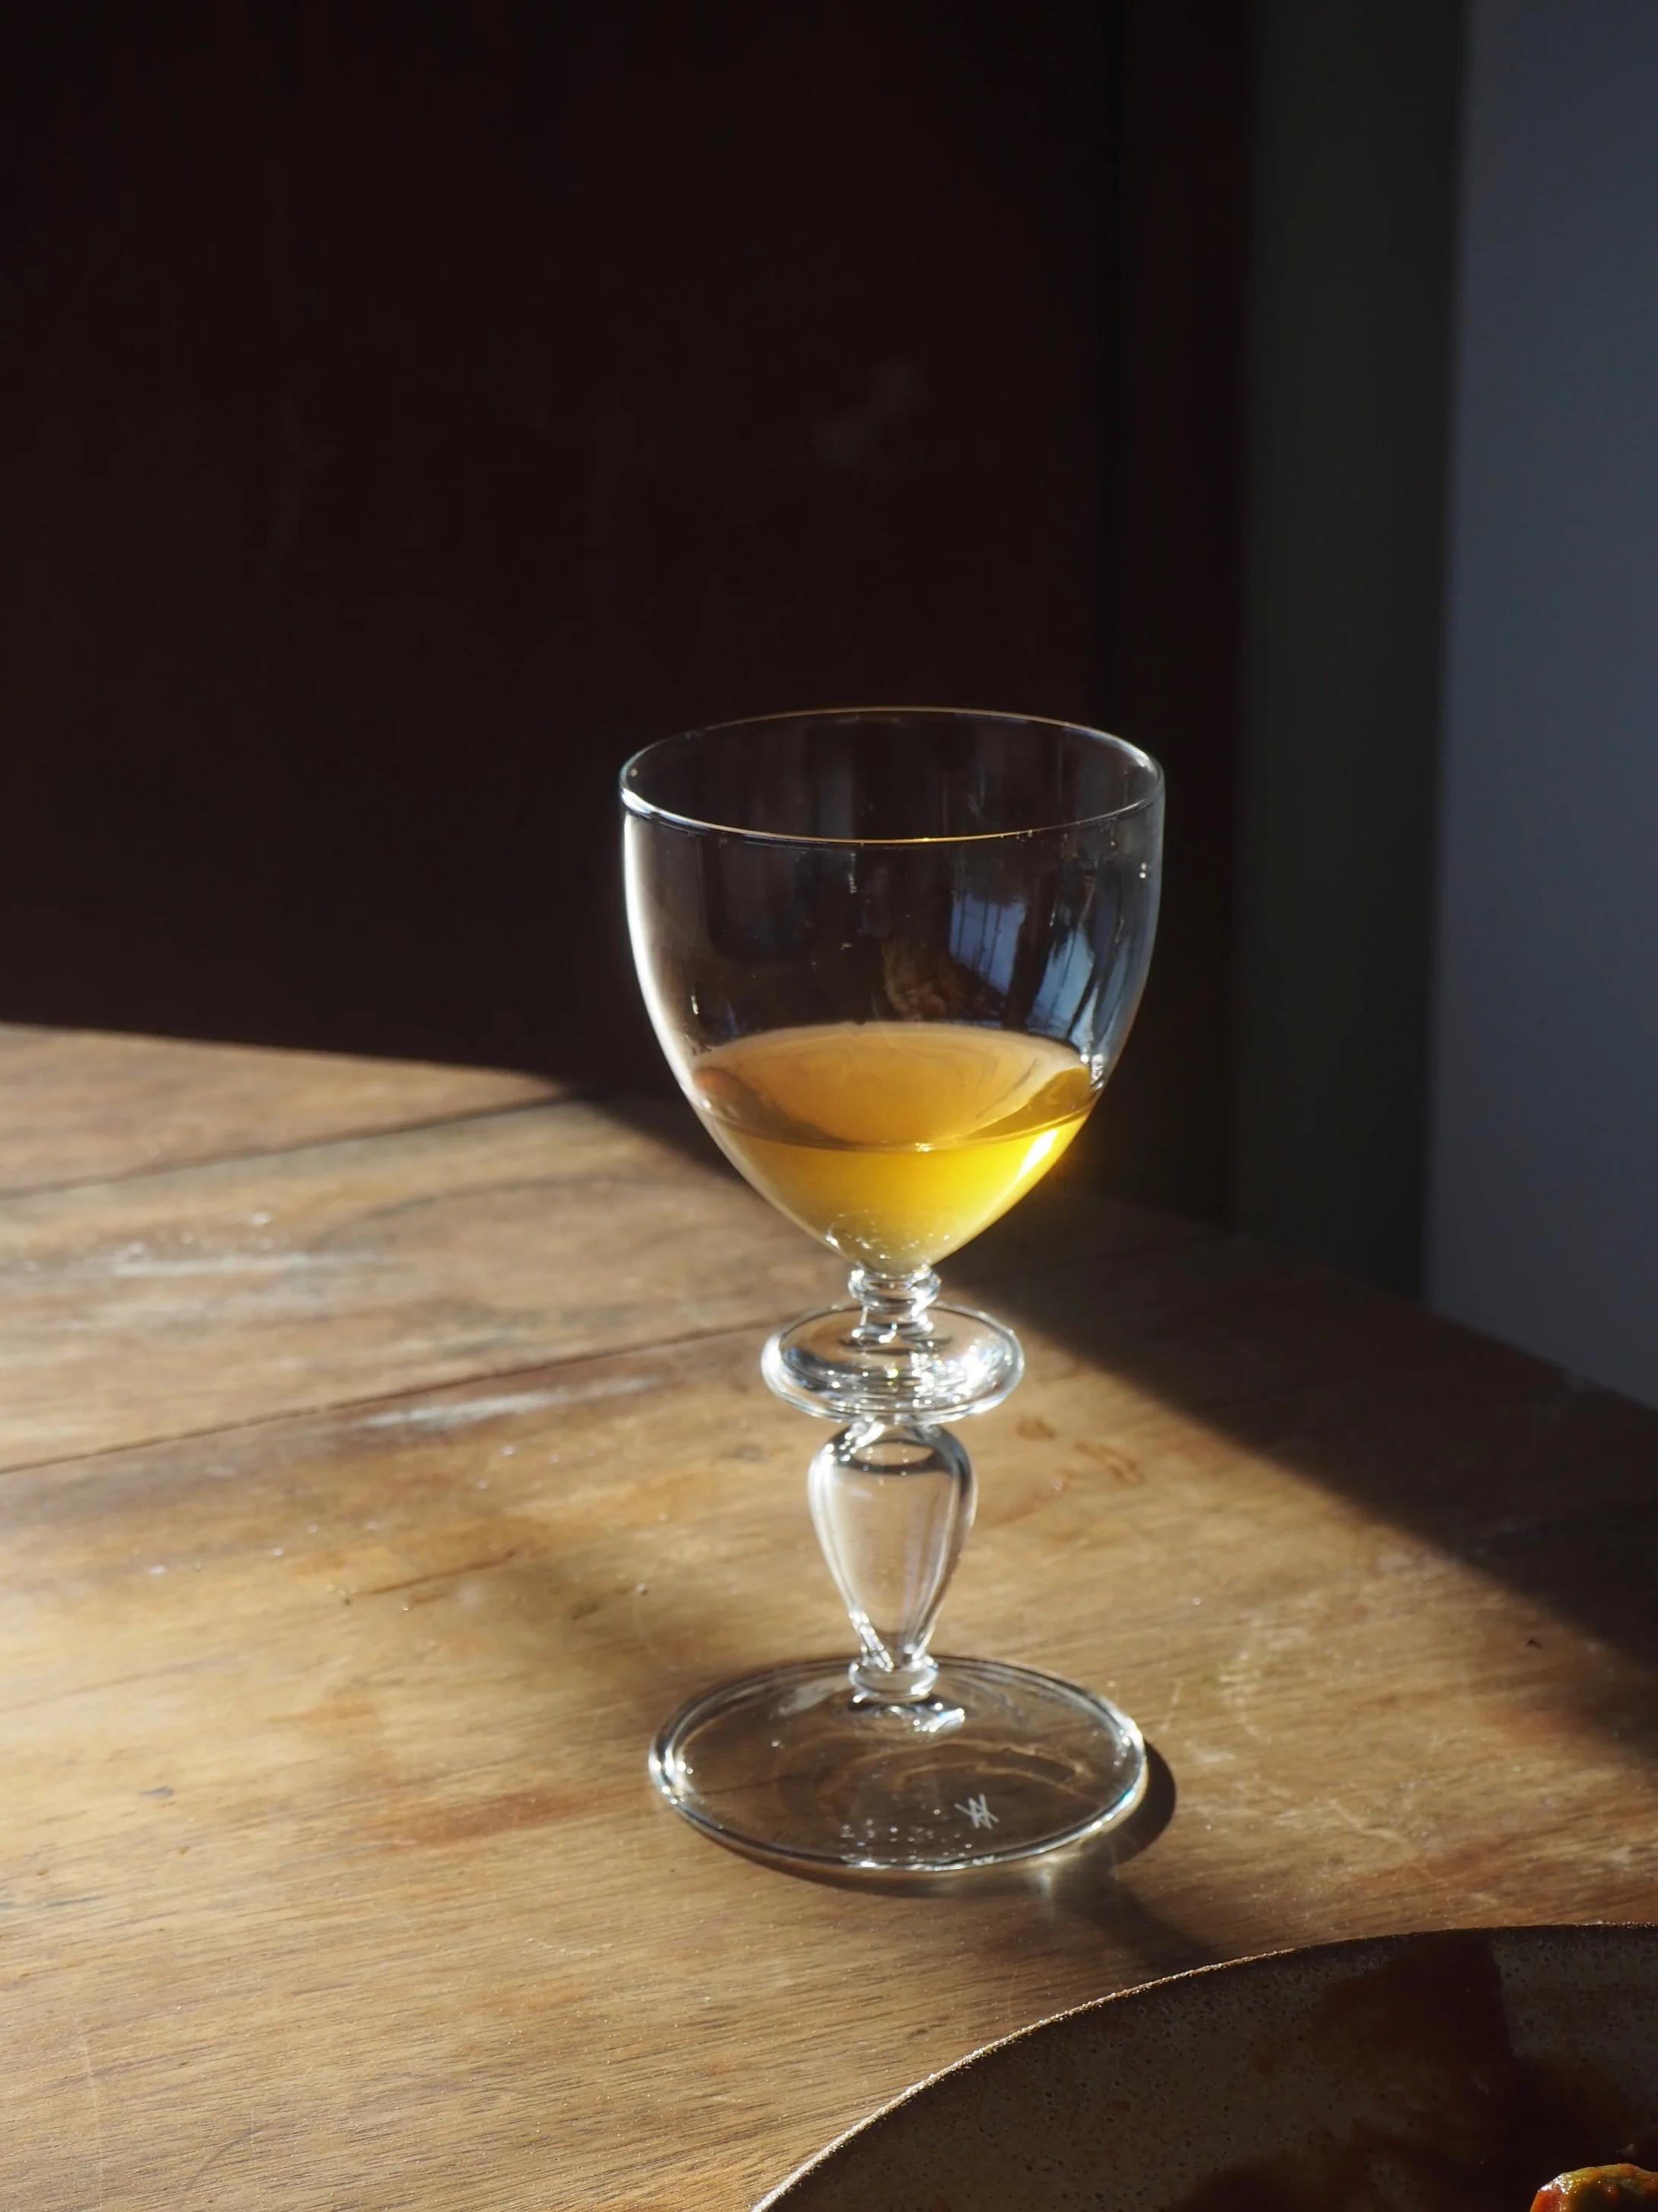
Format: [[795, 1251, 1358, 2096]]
[[690, 1021, 1098, 1272]]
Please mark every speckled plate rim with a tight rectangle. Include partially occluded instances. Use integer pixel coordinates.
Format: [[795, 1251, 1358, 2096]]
[[754, 1922, 1658, 2209]]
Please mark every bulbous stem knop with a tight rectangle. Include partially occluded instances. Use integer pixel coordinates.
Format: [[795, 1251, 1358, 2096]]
[[808, 1419, 975, 1703]]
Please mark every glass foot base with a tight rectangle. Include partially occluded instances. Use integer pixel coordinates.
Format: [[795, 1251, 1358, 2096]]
[[649, 1655, 1146, 1873], [762, 1302, 1023, 1423]]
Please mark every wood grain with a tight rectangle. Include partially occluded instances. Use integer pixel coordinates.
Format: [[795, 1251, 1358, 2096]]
[[2, 1033, 1656, 2210], [0, 1023, 562, 1194], [4, 1213, 1658, 2207], [0, 1097, 1194, 1470]]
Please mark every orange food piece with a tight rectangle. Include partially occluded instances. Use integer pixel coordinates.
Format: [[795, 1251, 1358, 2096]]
[[1532, 2167, 1658, 2212]]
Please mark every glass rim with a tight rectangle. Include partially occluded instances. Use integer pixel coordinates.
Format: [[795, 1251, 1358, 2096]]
[[618, 705, 1165, 848]]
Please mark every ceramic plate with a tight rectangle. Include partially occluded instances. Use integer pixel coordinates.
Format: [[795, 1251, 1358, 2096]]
[[760, 1925, 1658, 2210]]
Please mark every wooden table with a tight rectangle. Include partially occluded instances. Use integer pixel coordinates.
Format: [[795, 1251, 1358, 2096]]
[[4, 1024, 1656, 2210]]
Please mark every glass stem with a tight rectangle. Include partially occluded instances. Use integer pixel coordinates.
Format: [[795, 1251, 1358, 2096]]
[[808, 1420, 975, 1703], [847, 1265, 940, 1349]]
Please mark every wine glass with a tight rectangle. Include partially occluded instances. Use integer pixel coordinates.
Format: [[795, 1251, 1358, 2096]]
[[621, 707, 1163, 1873]]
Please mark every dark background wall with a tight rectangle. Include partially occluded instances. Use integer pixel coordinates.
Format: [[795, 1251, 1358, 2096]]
[[0, 1, 1246, 1222], [1428, 0, 1658, 1408], [1236, 0, 1462, 1291]]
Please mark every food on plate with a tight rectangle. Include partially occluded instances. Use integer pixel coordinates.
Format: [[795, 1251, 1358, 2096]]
[[1532, 2169, 1658, 2210]]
